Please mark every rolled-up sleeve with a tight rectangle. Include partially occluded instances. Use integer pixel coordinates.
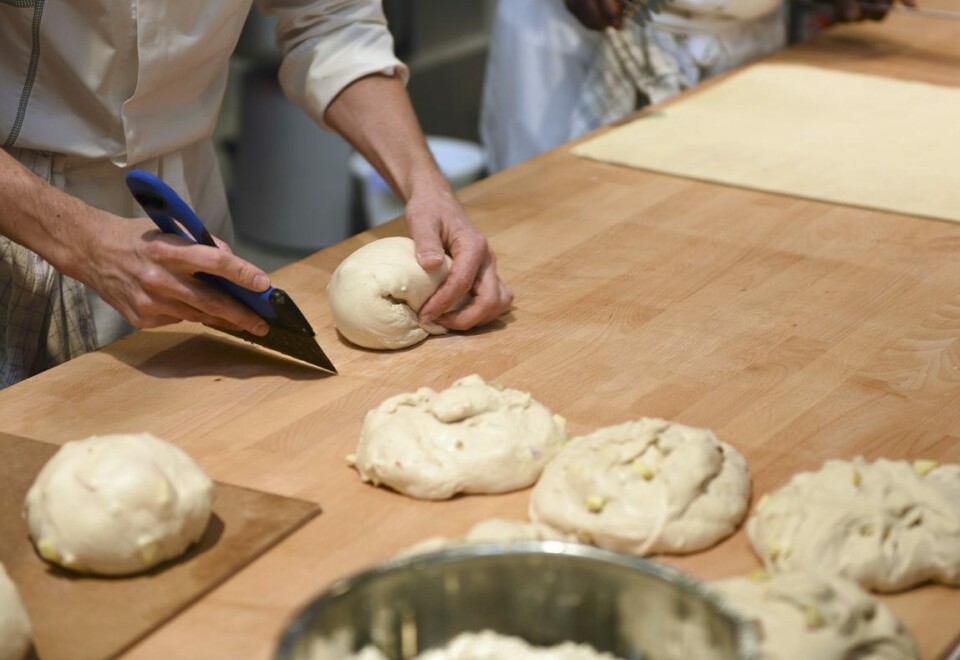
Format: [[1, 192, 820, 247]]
[[255, 0, 409, 128]]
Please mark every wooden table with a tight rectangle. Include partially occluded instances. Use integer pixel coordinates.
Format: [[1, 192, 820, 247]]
[[3, 13, 960, 660]]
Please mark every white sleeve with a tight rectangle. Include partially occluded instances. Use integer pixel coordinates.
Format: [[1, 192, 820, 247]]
[[255, 0, 410, 128]]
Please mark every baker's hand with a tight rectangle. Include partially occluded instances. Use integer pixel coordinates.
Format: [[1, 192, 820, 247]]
[[827, 0, 915, 21], [565, 0, 628, 29], [77, 214, 271, 335], [404, 189, 513, 331]]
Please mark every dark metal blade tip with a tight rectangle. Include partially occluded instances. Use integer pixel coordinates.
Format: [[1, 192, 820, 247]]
[[214, 326, 338, 375]]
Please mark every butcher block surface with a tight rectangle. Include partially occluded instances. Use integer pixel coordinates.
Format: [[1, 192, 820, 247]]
[[0, 13, 959, 660]]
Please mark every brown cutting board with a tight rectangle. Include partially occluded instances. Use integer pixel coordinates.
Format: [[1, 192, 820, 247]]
[[0, 432, 320, 660]]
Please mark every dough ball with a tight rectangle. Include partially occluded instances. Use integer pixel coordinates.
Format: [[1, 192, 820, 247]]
[[713, 571, 917, 659], [746, 457, 960, 592], [0, 564, 30, 660], [401, 517, 573, 556], [353, 375, 567, 500], [24, 433, 214, 576], [529, 418, 751, 555], [327, 236, 456, 350]]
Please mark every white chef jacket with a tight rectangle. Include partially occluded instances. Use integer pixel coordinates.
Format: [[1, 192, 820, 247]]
[[0, 0, 407, 381], [480, 0, 785, 173]]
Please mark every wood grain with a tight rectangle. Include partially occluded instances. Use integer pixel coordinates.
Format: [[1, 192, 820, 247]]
[[0, 13, 958, 660]]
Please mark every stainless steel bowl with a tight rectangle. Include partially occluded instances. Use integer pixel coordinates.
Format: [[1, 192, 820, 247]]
[[277, 542, 759, 659]]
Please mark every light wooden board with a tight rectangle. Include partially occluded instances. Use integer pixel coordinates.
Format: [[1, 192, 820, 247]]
[[572, 62, 960, 223], [0, 433, 320, 660], [0, 12, 958, 660]]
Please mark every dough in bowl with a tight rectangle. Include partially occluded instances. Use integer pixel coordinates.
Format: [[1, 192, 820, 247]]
[[352, 375, 567, 499], [0, 563, 30, 660], [529, 418, 751, 555], [24, 433, 214, 576], [327, 236, 456, 350], [713, 571, 917, 659], [746, 457, 960, 592]]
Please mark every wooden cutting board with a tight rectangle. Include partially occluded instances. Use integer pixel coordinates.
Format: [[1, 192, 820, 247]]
[[0, 432, 320, 660]]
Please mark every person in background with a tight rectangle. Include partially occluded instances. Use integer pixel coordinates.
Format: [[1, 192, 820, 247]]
[[0, 1, 512, 389], [480, 0, 906, 175]]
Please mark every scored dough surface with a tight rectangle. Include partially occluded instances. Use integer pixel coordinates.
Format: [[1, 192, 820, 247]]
[[353, 375, 567, 500], [746, 457, 960, 592], [24, 433, 214, 576], [0, 563, 30, 660], [326, 236, 453, 350], [529, 418, 751, 555], [713, 572, 917, 660]]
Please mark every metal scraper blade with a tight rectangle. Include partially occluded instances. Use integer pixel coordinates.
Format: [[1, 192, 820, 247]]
[[217, 325, 338, 374]]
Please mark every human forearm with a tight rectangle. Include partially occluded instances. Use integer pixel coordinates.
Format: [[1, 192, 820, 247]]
[[324, 73, 447, 205], [0, 148, 101, 280]]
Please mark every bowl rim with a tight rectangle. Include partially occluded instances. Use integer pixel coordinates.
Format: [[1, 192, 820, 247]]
[[275, 541, 761, 659]]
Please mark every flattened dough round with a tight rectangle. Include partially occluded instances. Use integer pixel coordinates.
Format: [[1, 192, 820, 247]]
[[714, 572, 917, 660], [24, 433, 214, 576], [327, 236, 453, 350], [0, 564, 30, 660], [401, 517, 573, 556], [746, 457, 960, 592], [529, 418, 751, 555], [353, 375, 567, 500]]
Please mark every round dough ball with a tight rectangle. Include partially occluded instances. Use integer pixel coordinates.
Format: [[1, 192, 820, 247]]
[[746, 457, 960, 592], [0, 564, 30, 660], [327, 236, 455, 350], [529, 418, 751, 555], [714, 571, 917, 659], [353, 375, 567, 500], [24, 433, 214, 576]]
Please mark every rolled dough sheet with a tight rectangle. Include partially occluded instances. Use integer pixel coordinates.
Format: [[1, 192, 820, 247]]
[[0, 432, 321, 660], [571, 63, 960, 223]]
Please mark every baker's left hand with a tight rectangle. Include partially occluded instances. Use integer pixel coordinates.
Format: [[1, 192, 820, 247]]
[[565, 0, 628, 29], [404, 188, 513, 331], [828, 0, 916, 21]]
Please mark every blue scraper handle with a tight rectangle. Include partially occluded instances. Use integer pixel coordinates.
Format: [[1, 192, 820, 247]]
[[125, 169, 277, 320]]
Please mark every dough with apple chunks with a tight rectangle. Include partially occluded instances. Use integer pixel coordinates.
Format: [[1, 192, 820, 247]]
[[327, 236, 460, 350], [746, 457, 960, 592], [530, 418, 750, 555], [0, 563, 30, 660], [24, 433, 213, 576], [353, 375, 567, 499], [714, 571, 917, 659]]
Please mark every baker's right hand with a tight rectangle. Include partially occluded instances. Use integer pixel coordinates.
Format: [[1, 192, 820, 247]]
[[77, 214, 271, 335]]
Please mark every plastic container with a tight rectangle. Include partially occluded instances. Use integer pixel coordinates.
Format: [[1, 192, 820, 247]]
[[232, 68, 354, 252], [349, 136, 487, 228]]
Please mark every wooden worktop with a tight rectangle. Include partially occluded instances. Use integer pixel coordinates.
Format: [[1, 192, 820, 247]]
[[2, 13, 960, 660]]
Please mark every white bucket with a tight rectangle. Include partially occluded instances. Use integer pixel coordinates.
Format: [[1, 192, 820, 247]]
[[349, 136, 487, 228]]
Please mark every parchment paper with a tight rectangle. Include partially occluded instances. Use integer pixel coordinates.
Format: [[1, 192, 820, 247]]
[[572, 63, 960, 223]]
